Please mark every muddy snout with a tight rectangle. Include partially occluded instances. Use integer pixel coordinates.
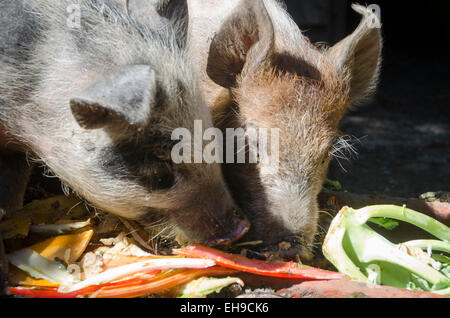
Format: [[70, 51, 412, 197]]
[[168, 185, 251, 246], [206, 209, 251, 246], [171, 206, 250, 247]]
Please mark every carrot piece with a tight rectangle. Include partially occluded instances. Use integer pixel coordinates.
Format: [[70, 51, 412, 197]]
[[173, 244, 346, 280], [9, 285, 100, 298], [93, 267, 237, 298], [9, 272, 160, 298]]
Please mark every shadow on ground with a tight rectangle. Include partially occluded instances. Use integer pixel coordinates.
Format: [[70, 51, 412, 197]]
[[328, 54, 450, 198]]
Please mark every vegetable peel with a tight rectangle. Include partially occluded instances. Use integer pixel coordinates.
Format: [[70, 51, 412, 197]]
[[8, 230, 94, 287], [174, 244, 346, 280], [59, 258, 216, 293], [323, 205, 450, 295], [179, 276, 244, 298]]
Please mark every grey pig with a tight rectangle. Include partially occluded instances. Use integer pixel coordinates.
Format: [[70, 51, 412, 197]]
[[0, 0, 250, 246]]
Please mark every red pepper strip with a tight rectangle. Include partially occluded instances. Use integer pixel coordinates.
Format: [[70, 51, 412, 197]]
[[173, 244, 346, 280], [93, 267, 237, 298], [9, 285, 100, 298], [10, 267, 236, 298], [9, 272, 160, 298]]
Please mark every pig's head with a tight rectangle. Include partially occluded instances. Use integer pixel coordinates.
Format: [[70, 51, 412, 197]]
[[67, 63, 249, 246], [205, 2, 382, 255]]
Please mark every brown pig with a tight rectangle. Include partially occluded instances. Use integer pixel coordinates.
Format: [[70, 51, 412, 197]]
[[0, 0, 250, 247], [184, 0, 383, 258]]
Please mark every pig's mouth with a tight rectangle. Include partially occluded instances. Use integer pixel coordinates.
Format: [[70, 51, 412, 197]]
[[206, 216, 251, 247], [232, 236, 315, 263], [167, 207, 251, 248], [266, 243, 314, 262]]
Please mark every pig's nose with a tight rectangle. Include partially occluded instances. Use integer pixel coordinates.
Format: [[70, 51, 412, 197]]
[[206, 210, 251, 247]]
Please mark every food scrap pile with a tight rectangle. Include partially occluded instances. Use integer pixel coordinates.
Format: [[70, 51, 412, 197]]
[[0, 195, 344, 298], [1, 195, 449, 298]]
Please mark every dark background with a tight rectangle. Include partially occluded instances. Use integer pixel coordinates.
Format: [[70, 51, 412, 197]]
[[284, 0, 450, 198]]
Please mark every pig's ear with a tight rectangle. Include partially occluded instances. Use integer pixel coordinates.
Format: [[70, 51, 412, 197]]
[[328, 4, 382, 104], [206, 0, 275, 88], [70, 65, 157, 129]]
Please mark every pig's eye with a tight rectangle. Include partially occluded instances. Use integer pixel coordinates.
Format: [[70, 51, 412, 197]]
[[140, 162, 175, 190], [152, 170, 174, 190]]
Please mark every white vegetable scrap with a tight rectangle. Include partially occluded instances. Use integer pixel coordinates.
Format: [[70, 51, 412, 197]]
[[397, 244, 442, 271], [60, 258, 216, 293], [181, 277, 244, 298], [100, 232, 151, 257], [81, 252, 104, 279]]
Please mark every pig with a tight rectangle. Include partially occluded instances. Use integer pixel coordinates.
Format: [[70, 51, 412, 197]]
[[151, 0, 382, 259], [127, 0, 188, 43], [0, 0, 250, 246]]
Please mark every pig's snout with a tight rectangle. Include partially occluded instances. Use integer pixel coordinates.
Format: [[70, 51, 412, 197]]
[[168, 179, 252, 246], [205, 210, 251, 246], [172, 207, 251, 247]]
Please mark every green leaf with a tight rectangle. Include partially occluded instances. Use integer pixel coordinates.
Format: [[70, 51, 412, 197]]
[[368, 217, 399, 230], [324, 179, 342, 191], [438, 261, 450, 277]]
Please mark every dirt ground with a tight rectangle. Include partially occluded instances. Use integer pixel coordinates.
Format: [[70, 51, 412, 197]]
[[328, 54, 450, 198], [281, 1, 450, 200]]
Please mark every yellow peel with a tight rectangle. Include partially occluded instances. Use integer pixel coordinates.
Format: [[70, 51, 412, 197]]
[[9, 267, 60, 288], [0, 211, 32, 239], [9, 229, 94, 287], [30, 229, 94, 262], [24, 195, 88, 225]]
